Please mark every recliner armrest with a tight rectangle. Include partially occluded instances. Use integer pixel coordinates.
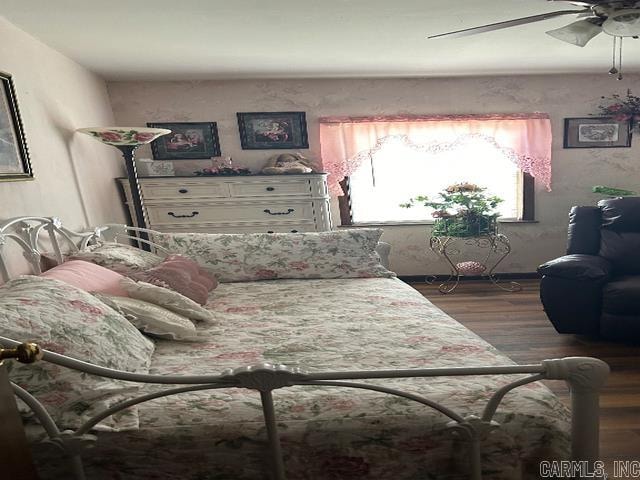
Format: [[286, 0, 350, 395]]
[[538, 254, 613, 281]]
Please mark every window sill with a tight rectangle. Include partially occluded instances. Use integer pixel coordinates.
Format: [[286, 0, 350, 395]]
[[340, 219, 538, 228]]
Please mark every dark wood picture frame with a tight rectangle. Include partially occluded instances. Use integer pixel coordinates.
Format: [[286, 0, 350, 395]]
[[147, 122, 221, 159], [0, 72, 32, 181], [237, 111, 309, 150], [564, 117, 632, 149]]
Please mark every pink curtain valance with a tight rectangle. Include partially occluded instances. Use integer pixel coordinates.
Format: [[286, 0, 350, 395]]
[[319, 113, 552, 196]]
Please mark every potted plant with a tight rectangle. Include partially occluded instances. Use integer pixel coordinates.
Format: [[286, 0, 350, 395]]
[[598, 89, 640, 130], [401, 183, 503, 237]]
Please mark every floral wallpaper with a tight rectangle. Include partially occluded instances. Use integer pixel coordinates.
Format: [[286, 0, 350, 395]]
[[108, 74, 640, 275]]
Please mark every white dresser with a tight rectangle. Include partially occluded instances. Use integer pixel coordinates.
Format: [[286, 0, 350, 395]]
[[117, 174, 332, 234]]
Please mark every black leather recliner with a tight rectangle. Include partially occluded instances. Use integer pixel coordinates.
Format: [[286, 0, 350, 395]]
[[538, 197, 640, 341]]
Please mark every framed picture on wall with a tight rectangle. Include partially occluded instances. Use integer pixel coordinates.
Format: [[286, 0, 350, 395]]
[[0, 72, 33, 180], [563, 117, 632, 148], [237, 111, 309, 150], [147, 122, 221, 159]]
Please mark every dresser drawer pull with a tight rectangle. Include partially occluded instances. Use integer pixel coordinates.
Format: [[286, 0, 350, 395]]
[[266, 187, 275, 191], [263, 208, 294, 216], [291, 230, 299, 233], [178, 189, 189, 194], [168, 211, 199, 218], [267, 230, 274, 234]]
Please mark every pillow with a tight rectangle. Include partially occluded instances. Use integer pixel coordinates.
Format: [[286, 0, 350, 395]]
[[68, 242, 163, 275], [120, 277, 215, 323], [0, 276, 155, 431], [94, 294, 201, 341], [131, 254, 218, 305], [40, 260, 130, 297], [152, 229, 396, 282]]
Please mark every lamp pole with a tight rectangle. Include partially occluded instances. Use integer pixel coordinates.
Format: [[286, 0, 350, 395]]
[[116, 145, 150, 251]]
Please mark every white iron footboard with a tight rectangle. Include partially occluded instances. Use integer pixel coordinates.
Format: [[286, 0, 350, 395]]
[[0, 338, 609, 480]]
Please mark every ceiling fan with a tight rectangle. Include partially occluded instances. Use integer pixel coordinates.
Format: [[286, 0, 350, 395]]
[[428, 1, 640, 78]]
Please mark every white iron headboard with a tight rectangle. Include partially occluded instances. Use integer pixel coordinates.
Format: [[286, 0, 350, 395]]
[[0, 217, 167, 282], [0, 217, 93, 281], [0, 217, 388, 280]]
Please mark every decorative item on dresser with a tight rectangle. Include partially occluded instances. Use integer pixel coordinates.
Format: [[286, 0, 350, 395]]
[[117, 173, 332, 234], [261, 153, 315, 174]]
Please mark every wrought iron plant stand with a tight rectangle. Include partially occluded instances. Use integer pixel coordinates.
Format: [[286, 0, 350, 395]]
[[429, 233, 522, 294]]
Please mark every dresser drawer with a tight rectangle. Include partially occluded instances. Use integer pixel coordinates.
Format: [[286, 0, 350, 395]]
[[146, 201, 315, 226], [155, 223, 315, 234], [229, 180, 311, 197], [140, 182, 229, 200]]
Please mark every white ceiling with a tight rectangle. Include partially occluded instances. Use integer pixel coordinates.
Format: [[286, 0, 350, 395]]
[[2, 0, 639, 80]]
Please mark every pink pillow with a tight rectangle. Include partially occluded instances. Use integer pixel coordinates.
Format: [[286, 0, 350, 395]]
[[40, 260, 129, 297], [132, 255, 217, 305]]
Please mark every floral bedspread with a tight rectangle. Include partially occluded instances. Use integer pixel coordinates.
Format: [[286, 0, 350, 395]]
[[32, 278, 570, 479]]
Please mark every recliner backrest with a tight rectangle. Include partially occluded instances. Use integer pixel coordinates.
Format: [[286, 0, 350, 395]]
[[567, 206, 602, 255], [597, 197, 640, 275]]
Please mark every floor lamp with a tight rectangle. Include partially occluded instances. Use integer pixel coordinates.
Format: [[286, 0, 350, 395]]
[[77, 127, 171, 250]]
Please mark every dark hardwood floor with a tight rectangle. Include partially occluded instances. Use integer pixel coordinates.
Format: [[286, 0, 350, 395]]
[[409, 279, 640, 475]]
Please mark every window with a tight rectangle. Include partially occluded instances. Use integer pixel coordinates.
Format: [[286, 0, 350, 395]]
[[340, 135, 534, 225]]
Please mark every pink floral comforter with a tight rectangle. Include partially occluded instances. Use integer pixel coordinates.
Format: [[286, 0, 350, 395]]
[[33, 278, 570, 479]]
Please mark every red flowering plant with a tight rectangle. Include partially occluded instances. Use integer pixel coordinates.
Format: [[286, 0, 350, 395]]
[[598, 90, 640, 127]]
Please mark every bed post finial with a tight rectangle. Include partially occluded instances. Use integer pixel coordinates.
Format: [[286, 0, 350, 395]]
[[542, 357, 609, 390], [543, 357, 609, 474]]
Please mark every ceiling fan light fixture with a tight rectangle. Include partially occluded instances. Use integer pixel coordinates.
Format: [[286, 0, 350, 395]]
[[602, 9, 640, 36], [545, 18, 603, 46]]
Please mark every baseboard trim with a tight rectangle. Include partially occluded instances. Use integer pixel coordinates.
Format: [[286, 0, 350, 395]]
[[399, 272, 541, 282]]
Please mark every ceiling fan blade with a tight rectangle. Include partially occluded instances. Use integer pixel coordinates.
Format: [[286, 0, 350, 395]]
[[548, 0, 616, 5], [546, 18, 603, 46], [547, 1, 600, 7], [428, 9, 590, 39]]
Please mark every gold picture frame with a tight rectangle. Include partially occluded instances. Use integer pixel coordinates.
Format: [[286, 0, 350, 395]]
[[0, 72, 32, 181]]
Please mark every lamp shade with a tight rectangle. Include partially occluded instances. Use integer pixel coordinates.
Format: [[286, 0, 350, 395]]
[[545, 19, 603, 47], [77, 127, 171, 146]]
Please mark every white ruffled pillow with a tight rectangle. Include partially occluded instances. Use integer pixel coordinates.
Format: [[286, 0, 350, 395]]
[[119, 278, 215, 323], [95, 294, 203, 341], [152, 229, 396, 282]]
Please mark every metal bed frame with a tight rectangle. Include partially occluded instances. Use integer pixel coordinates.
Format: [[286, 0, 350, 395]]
[[0, 216, 610, 480]]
